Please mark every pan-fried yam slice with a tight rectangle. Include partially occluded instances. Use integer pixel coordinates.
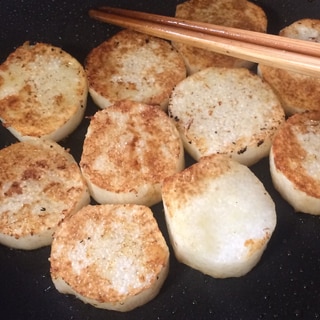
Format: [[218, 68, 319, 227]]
[[270, 111, 320, 215], [280, 18, 320, 41], [50, 204, 169, 312], [172, 0, 267, 74], [168, 67, 285, 166], [80, 100, 184, 206], [85, 29, 186, 110], [162, 154, 276, 278], [0, 42, 88, 141], [0, 138, 90, 250], [258, 19, 320, 115]]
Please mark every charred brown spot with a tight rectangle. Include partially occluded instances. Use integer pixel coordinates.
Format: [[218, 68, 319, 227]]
[[257, 139, 264, 147], [237, 146, 247, 154], [4, 95, 21, 110], [35, 160, 49, 169], [22, 168, 41, 180], [4, 181, 23, 196], [57, 163, 67, 170]]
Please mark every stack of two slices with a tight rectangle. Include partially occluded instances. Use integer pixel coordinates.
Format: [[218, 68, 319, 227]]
[[259, 18, 320, 215], [55, 97, 185, 311], [0, 41, 90, 250], [161, 65, 284, 279], [52, 29, 186, 311]]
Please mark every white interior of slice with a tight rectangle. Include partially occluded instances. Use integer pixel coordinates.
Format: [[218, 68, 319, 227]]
[[0, 138, 90, 249], [87, 183, 161, 208], [162, 154, 276, 278], [0, 42, 88, 141], [50, 204, 169, 311], [270, 148, 320, 215], [168, 67, 285, 166]]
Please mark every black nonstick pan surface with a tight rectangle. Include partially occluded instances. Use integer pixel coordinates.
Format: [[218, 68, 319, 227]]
[[0, 1, 320, 319]]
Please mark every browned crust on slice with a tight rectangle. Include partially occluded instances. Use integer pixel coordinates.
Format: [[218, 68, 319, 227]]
[[50, 204, 169, 311], [172, 0, 267, 74], [162, 154, 233, 214], [258, 19, 320, 115], [80, 100, 184, 205], [85, 29, 186, 109], [0, 42, 87, 140], [258, 65, 320, 115], [271, 111, 320, 199], [0, 139, 89, 249]]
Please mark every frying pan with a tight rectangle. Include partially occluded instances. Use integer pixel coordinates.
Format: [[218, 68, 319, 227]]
[[0, 1, 320, 319]]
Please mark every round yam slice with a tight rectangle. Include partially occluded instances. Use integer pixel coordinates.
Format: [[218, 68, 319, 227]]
[[168, 67, 285, 166], [162, 154, 276, 278], [270, 110, 320, 215], [85, 29, 186, 110], [258, 19, 320, 115], [0, 42, 88, 141], [50, 204, 169, 312], [80, 100, 184, 206], [172, 0, 267, 74], [0, 138, 90, 249]]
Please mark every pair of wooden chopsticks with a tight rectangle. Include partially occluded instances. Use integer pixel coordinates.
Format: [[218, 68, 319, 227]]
[[89, 6, 320, 77]]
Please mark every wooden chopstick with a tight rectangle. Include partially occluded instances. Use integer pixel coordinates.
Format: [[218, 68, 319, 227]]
[[89, 6, 320, 77], [94, 6, 320, 57]]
